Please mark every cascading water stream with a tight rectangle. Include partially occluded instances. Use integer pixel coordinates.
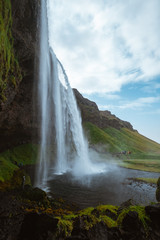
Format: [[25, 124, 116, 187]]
[[36, 0, 104, 189]]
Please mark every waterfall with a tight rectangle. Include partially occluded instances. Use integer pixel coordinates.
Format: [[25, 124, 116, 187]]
[[35, 0, 104, 189]]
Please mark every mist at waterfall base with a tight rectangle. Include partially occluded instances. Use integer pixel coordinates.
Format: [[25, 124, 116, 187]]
[[35, 0, 108, 191]]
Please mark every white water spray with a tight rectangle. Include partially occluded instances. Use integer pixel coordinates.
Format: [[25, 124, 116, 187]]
[[36, 0, 104, 188]]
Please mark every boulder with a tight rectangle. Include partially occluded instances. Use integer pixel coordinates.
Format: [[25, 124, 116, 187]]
[[18, 212, 58, 240], [156, 188, 160, 202], [157, 177, 160, 188], [156, 177, 160, 202], [121, 211, 141, 232], [145, 204, 160, 229], [22, 186, 47, 202], [67, 216, 109, 240], [121, 211, 146, 240]]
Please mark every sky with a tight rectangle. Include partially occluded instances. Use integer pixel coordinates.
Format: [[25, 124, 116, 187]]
[[47, 0, 160, 143]]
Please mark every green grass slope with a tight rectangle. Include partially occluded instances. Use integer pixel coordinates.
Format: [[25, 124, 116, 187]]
[[84, 122, 160, 157], [84, 122, 160, 172], [0, 144, 38, 182]]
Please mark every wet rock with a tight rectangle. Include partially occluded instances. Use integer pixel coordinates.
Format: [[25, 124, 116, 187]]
[[121, 211, 140, 232], [91, 208, 100, 218], [156, 188, 160, 202], [18, 212, 58, 240], [107, 227, 121, 240], [67, 216, 89, 239], [87, 221, 109, 240], [156, 177, 160, 202], [121, 211, 146, 240], [68, 216, 108, 240], [105, 209, 117, 221], [157, 177, 160, 188], [22, 186, 47, 201], [145, 204, 160, 229], [117, 199, 134, 215]]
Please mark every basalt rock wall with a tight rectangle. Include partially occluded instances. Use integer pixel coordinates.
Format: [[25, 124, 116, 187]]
[[0, 0, 40, 152]]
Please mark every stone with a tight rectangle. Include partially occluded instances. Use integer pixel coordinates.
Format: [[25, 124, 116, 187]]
[[68, 216, 109, 240], [145, 204, 160, 229], [121, 211, 141, 232], [22, 186, 47, 201], [156, 187, 160, 202], [157, 177, 160, 188], [18, 212, 58, 240]]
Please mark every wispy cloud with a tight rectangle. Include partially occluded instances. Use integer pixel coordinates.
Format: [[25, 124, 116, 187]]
[[119, 97, 160, 110], [142, 82, 160, 93], [99, 96, 160, 110], [48, 0, 160, 94]]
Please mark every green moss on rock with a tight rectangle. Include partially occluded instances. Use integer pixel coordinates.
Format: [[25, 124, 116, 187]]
[[0, 0, 22, 103], [117, 205, 150, 231], [56, 217, 73, 238], [0, 144, 38, 182]]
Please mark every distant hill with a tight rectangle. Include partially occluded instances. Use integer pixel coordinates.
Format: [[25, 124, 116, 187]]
[[73, 89, 134, 130], [73, 89, 160, 159]]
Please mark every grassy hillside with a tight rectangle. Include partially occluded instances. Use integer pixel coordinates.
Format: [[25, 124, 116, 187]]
[[84, 122, 160, 172]]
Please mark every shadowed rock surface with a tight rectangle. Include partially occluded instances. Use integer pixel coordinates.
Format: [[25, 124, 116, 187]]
[[0, 0, 40, 151], [0, 186, 160, 240]]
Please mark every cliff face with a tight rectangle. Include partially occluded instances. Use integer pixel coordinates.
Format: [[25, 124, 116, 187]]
[[0, 0, 40, 151], [73, 88, 134, 131]]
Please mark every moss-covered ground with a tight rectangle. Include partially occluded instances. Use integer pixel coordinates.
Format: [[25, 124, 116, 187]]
[[0, 144, 38, 182], [133, 178, 158, 184], [20, 196, 150, 238]]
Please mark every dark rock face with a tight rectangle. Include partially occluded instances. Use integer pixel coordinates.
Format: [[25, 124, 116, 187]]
[[18, 213, 58, 240], [145, 204, 160, 229], [73, 89, 134, 131], [67, 216, 109, 240], [11, 0, 40, 75], [121, 211, 144, 237], [156, 177, 160, 202], [0, 0, 40, 151]]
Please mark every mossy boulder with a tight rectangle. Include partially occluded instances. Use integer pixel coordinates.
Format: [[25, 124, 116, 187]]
[[22, 186, 47, 202]]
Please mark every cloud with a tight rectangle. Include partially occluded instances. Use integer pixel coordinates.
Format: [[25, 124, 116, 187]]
[[119, 97, 160, 110], [47, 0, 160, 94], [142, 81, 160, 93], [99, 96, 160, 111]]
